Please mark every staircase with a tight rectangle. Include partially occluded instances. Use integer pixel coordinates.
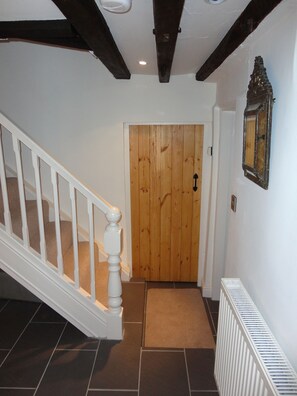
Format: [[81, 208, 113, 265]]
[[0, 113, 123, 339]]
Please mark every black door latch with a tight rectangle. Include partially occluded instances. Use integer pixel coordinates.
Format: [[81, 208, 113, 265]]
[[193, 173, 198, 192]]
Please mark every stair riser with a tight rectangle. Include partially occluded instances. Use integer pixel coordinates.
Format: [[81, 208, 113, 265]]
[[1, 180, 105, 303]]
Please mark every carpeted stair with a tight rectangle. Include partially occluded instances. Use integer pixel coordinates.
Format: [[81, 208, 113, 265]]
[[0, 177, 108, 305]]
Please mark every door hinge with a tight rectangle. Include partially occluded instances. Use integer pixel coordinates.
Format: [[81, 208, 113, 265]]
[[207, 146, 213, 156]]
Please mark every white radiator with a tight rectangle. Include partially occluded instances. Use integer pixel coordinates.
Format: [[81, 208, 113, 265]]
[[215, 278, 297, 396]]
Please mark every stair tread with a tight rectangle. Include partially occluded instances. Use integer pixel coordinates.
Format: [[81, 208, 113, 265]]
[[1, 179, 109, 310], [1, 177, 50, 238], [1, 197, 50, 242], [64, 242, 108, 306], [30, 220, 73, 266], [0, 177, 19, 212]]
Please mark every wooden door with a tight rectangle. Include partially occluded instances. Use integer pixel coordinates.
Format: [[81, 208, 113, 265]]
[[130, 124, 203, 281]]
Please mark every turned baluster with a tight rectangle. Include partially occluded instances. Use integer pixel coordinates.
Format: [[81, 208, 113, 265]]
[[104, 207, 122, 314]]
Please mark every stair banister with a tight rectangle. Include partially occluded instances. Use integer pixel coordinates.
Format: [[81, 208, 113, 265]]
[[51, 168, 64, 275], [0, 126, 12, 235], [0, 113, 112, 214], [12, 135, 30, 248], [0, 112, 123, 338], [105, 207, 122, 314], [69, 184, 80, 289], [32, 152, 47, 263], [87, 200, 96, 302]]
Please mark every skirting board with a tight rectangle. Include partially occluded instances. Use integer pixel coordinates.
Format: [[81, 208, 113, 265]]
[[202, 283, 212, 298]]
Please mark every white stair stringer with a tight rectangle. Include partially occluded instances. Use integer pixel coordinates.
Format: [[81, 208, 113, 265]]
[[0, 226, 123, 340]]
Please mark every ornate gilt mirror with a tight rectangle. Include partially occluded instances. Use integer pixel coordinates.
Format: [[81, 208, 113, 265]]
[[242, 56, 274, 189]]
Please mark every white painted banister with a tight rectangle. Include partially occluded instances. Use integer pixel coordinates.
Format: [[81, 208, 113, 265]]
[[51, 168, 64, 275], [0, 112, 123, 339], [87, 199, 96, 302], [12, 136, 30, 248], [32, 152, 47, 263], [0, 126, 12, 235], [0, 113, 112, 215], [104, 207, 122, 314], [69, 184, 80, 289]]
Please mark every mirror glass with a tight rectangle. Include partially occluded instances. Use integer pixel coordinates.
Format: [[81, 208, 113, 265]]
[[244, 114, 256, 168], [242, 57, 273, 190]]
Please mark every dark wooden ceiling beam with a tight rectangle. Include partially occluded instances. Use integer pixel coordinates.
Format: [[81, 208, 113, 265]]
[[153, 0, 185, 83], [0, 20, 90, 50], [51, 0, 130, 79], [196, 0, 283, 81]]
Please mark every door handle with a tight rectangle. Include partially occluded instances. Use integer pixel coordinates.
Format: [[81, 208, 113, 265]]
[[193, 173, 198, 192]]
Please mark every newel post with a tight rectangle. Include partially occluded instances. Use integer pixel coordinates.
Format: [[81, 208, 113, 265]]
[[104, 206, 122, 314]]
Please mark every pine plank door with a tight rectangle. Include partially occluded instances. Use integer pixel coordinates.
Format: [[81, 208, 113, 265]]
[[129, 124, 204, 281]]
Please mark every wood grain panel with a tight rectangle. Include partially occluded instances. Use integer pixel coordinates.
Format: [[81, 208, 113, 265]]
[[138, 126, 150, 279], [170, 125, 183, 280], [180, 125, 195, 281], [160, 125, 172, 280], [190, 125, 204, 280], [130, 124, 204, 282], [129, 126, 140, 277], [149, 126, 161, 280]]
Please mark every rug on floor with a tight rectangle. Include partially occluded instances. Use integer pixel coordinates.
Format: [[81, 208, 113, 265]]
[[144, 288, 215, 349]]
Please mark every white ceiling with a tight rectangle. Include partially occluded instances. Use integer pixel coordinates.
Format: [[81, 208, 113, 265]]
[[0, 0, 251, 76]]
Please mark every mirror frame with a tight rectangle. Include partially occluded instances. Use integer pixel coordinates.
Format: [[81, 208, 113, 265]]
[[242, 56, 274, 189]]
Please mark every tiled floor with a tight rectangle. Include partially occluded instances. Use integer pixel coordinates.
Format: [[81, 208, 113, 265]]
[[202, 295, 220, 344], [0, 281, 219, 395]]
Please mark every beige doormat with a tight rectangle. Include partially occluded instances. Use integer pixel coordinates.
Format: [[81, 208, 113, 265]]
[[144, 288, 215, 349]]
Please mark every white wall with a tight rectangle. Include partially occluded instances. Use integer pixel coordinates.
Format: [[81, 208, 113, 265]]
[[0, 41, 216, 271], [211, 110, 234, 300], [210, 0, 297, 370]]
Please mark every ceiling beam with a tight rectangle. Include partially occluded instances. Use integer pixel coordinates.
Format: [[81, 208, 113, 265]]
[[51, 0, 130, 79], [196, 0, 283, 81], [153, 0, 185, 83], [0, 20, 90, 50]]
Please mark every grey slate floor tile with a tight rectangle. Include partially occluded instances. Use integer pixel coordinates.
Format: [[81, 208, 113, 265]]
[[32, 303, 66, 323], [0, 301, 40, 349], [88, 392, 138, 395], [206, 298, 220, 313], [0, 322, 65, 388], [186, 349, 217, 391], [89, 323, 142, 390], [175, 282, 197, 288], [0, 281, 219, 395], [0, 390, 35, 395], [0, 350, 9, 365], [57, 322, 99, 350], [0, 299, 9, 311], [36, 350, 96, 396], [139, 350, 190, 396], [122, 282, 145, 323]]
